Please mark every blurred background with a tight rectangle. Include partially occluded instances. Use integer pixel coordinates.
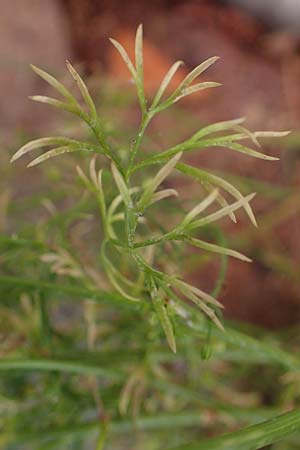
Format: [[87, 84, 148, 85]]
[[1, 0, 300, 327], [1, 2, 300, 449]]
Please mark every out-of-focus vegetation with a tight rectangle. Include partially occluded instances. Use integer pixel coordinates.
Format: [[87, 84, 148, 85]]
[[1, 24, 300, 450]]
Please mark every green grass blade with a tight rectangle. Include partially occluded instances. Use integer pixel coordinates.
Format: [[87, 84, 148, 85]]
[[0, 275, 140, 310], [0, 358, 121, 380], [1, 412, 213, 447], [167, 409, 300, 450]]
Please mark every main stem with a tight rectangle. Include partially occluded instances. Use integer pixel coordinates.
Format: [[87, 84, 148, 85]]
[[127, 111, 152, 180], [124, 110, 153, 250]]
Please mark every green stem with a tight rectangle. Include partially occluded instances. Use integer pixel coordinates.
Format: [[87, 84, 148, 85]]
[[127, 112, 153, 178], [36, 290, 52, 349], [209, 226, 228, 298], [133, 230, 184, 249], [88, 117, 124, 175], [95, 422, 108, 450]]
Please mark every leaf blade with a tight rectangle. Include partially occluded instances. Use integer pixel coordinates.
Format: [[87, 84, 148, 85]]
[[167, 409, 300, 450], [187, 193, 256, 230], [109, 38, 136, 80], [180, 56, 220, 88], [138, 152, 182, 211], [27, 146, 93, 167], [66, 60, 98, 122], [149, 277, 177, 353], [11, 137, 78, 162], [29, 95, 85, 118], [151, 61, 184, 109], [177, 163, 257, 227], [30, 64, 78, 104], [187, 237, 251, 262], [111, 163, 131, 206]]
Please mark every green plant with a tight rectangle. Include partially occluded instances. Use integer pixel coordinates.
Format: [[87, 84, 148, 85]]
[[10, 25, 288, 352], [4, 24, 300, 450]]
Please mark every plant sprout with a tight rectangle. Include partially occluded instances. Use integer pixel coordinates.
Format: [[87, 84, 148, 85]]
[[11, 24, 289, 354]]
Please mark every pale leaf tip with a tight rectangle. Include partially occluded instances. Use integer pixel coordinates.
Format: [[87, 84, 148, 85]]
[[248, 210, 258, 227], [27, 160, 37, 168], [241, 254, 252, 263], [10, 153, 18, 163], [66, 60, 74, 71], [215, 319, 225, 332], [248, 192, 257, 201], [268, 155, 280, 161], [30, 63, 38, 72], [213, 82, 222, 88]]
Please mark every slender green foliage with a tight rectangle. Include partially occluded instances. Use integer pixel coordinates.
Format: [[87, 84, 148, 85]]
[[6, 24, 298, 450], [11, 24, 289, 353], [167, 409, 300, 450]]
